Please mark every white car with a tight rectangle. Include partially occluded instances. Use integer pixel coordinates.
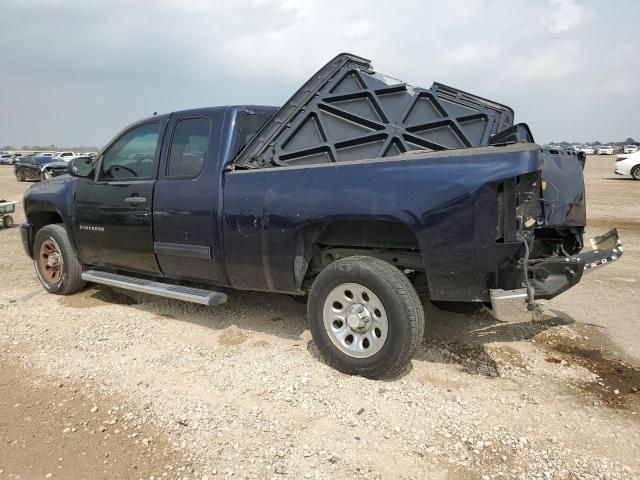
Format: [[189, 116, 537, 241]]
[[623, 145, 639, 154], [53, 151, 76, 162], [598, 145, 615, 155], [579, 146, 595, 155], [615, 152, 640, 180]]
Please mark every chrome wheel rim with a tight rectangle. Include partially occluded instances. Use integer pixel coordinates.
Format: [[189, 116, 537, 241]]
[[43, 170, 52, 179], [38, 238, 64, 284], [322, 282, 388, 358]]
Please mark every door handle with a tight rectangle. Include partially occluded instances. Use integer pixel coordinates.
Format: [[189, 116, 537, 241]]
[[124, 195, 147, 204]]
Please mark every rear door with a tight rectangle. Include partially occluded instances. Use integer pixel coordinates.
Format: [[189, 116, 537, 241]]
[[152, 111, 223, 283], [74, 121, 164, 275]]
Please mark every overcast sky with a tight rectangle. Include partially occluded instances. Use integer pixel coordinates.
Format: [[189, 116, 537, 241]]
[[0, 0, 638, 147]]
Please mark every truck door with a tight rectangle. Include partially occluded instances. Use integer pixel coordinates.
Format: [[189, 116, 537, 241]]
[[74, 121, 163, 275], [152, 112, 223, 284]]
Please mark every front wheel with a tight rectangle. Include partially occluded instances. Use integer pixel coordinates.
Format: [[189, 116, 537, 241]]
[[632, 165, 640, 181], [41, 169, 53, 181], [16, 171, 25, 182], [308, 256, 425, 379], [2, 215, 14, 228], [33, 224, 86, 294]]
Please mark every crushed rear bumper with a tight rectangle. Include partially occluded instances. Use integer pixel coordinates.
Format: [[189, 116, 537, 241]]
[[489, 229, 623, 322]]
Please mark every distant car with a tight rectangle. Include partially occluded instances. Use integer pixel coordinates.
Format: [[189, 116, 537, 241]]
[[597, 145, 615, 155], [623, 145, 639, 154], [0, 154, 16, 165], [53, 151, 76, 162], [578, 146, 595, 155], [14, 156, 68, 181], [615, 152, 640, 180]]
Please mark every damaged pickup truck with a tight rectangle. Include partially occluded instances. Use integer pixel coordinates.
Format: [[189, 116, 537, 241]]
[[20, 54, 623, 378]]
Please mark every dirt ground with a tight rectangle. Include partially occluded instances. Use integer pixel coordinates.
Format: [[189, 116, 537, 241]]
[[0, 156, 638, 479]]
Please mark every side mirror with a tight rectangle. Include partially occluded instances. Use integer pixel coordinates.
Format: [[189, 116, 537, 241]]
[[68, 157, 94, 178]]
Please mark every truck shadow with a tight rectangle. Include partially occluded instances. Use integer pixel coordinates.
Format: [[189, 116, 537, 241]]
[[64, 285, 310, 341], [64, 286, 574, 379], [413, 302, 574, 377]]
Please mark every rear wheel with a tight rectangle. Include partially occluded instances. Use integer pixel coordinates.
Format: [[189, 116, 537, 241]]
[[632, 165, 640, 181], [308, 256, 424, 379], [16, 171, 25, 182], [33, 224, 85, 294], [2, 215, 14, 228], [41, 169, 53, 180]]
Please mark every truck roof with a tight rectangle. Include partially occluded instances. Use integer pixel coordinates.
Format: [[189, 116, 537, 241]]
[[134, 105, 278, 125]]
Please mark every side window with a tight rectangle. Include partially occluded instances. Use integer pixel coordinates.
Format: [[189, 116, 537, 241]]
[[99, 122, 161, 181], [166, 117, 209, 178], [237, 113, 271, 154]]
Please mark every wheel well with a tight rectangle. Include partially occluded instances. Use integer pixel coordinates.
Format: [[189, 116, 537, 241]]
[[295, 219, 425, 290], [29, 211, 64, 236]]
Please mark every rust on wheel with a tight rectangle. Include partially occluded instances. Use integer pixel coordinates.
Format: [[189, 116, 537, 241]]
[[38, 238, 64, 284]]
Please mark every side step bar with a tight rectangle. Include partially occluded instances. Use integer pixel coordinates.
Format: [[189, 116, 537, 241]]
[[81, 270, 227, 306]]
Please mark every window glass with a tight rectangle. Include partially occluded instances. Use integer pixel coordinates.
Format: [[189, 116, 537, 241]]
[[167, 117, 209, 178], [237, 114, 271, 154], [99, 122, 161, 180]]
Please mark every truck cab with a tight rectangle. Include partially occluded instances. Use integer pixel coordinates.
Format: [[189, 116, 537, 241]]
[[28, 106, 276, 285]]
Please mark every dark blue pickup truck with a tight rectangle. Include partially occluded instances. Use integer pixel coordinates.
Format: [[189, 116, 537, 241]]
[[20, 54, 623, 378]]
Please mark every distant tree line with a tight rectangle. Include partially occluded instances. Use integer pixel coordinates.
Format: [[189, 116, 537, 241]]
[[2, 145, 100, 152]]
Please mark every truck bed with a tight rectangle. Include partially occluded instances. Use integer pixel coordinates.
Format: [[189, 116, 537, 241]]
[[234, 53, 517, 169]]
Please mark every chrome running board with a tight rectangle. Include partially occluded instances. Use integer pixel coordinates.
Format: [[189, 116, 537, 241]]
[[81, 270, 227, 306]]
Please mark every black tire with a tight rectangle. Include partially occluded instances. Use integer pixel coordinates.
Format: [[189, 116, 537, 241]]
[[308, 256, 424, 379], [41, 169, 51, 181], [33, 224, 86, 295], [632, 165, 640, 181], [16, 171, 25, 182], [3, 215, 14, 228]]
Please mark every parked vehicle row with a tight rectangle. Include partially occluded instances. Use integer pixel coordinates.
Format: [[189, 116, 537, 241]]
[[0, 153, 20, 165], [573, 145, 638, 155], [1, 151, 99, 167], [6, 151, 99, 182]]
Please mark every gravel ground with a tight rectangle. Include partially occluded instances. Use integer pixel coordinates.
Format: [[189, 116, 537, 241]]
[[0, 157, 638, 479]]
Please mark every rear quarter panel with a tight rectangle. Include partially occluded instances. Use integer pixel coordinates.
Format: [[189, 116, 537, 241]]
[[223, 145, 542, 301]]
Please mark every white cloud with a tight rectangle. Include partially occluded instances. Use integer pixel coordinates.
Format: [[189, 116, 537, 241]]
[[505, 41, 583, 82], [544, 0, 592, 33], [443, 44, 503, 66]]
